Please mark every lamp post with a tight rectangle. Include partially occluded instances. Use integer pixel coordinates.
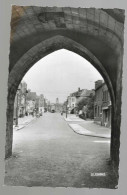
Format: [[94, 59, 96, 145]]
[[24, 89, 28, 115], [15, 88, 20, 127]]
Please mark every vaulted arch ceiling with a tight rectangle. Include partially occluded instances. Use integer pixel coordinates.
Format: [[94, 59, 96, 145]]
[[9, 6, 125, 95], [8, 35, 115, 110], [10, 6, 123, 68]]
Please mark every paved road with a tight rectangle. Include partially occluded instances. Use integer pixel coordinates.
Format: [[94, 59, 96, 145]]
[[5, 112, 117, 188]]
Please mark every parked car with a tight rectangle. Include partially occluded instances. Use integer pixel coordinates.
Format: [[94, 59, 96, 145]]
[[51, 110, 55, 113], [51, 104, 56, 113], [36, 113, 40, 118]]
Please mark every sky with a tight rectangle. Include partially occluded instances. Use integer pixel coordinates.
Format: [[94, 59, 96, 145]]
[[23, 49, 103, 103]]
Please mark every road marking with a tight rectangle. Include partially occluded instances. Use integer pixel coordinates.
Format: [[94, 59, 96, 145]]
[[93, 140, 110, 143], [64, 118, 84, 122]]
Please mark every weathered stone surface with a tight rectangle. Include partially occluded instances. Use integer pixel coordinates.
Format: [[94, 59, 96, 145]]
[[7, 6, 125, 177]]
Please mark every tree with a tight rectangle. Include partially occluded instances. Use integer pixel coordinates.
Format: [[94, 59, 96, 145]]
[[77, 93, 94, 119], [77, 97, 88, 111], [86, 93, 94, 119]]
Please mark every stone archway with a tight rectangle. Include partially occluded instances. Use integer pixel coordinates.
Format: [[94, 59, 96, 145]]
[[7, 6, 124, 176]]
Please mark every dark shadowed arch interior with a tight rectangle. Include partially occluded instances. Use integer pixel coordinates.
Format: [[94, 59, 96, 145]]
[[7, 35, 115, 162]]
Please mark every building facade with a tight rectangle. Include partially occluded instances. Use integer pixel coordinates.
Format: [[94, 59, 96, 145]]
[[67, 95, 77, 113], [67, 88, 95, 114], [94, 80, 112, 128], [38, 94, 45, 113], [14, 81, 46, 118], [13, 81, 28, 118]]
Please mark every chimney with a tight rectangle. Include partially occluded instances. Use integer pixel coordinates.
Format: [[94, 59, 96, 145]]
[[78, 87, 80, 92], [95, 80, 103, 90]]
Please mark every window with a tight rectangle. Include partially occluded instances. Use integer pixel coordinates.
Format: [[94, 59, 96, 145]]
[[98, 106, 100, 117], [95, 108, 96, 117], [103, 90, 108, 102], [72, 97, 75, 102]]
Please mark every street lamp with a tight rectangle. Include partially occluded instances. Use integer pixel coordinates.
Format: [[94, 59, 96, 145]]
[[15, 88, 21, 127], [32, 99, 35, 116], [24, 89, 28, 115]]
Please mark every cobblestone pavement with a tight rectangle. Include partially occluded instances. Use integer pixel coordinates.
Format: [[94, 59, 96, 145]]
[[5, 113, 117, 188]]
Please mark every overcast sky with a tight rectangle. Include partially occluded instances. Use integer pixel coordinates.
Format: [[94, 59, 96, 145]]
[[23, 49, 103, 103]]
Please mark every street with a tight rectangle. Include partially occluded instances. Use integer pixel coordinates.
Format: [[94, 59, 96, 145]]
[[5, 112, 117, 188]]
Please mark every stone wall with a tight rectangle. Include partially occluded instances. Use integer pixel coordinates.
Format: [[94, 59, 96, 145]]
[[6, 6, 125, 176]]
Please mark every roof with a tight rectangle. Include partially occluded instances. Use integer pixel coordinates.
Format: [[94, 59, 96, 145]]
[[70, 89, 95, 97], [95, 82, 105, 91]]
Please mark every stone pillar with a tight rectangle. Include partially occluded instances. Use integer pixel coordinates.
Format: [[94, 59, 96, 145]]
[[110, 51, 123, 177], [5, 90, 15, 158]]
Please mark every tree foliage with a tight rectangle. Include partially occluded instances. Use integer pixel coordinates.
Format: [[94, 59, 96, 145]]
[[77, 93, 94, 119]]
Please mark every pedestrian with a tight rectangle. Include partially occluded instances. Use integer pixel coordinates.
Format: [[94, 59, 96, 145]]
[[79, 110, 82, 115], [76, 110, 79, 117], [25, 112, 28, 116], [13, 118, 16, 125], [79, 110, 83, 119]]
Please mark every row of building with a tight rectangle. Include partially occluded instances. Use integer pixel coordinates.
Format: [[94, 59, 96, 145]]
[[13, 81, 49, 118], [13, 81, 63, 120], [14, 80, 112, 128], [94, 80, 111, 128], [66, 80, 111, 128]]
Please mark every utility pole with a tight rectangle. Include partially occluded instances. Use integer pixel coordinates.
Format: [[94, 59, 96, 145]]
[[66, 99, 68, 118], [24, 89, 28, 115]]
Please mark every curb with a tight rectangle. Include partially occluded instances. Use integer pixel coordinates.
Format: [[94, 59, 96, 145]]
[[63, 116, 85, 122], [13, 117, 36, 131], [68, 124, 111, 139]]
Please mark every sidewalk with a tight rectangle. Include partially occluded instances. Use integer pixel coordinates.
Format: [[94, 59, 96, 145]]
[[63, 114, 87, 122], [63, 114, 111, 139], [13, 115, 36, 131]]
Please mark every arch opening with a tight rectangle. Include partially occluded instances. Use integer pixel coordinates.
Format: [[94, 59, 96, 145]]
[[6, 35, 115, 157], [5, 6, 125, 187], [5, 44, 117, 187]]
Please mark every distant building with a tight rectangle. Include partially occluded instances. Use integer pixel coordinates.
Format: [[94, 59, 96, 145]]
[[50, 103, 56, 112], [67, 88, 95, 114], [62, 101, 67, 113], [44, 98, 48, 111], [55, 97, 62, 112], [38, 94, 45, 113], [27, 91, 37, 101], [27, 92, 45, 114], [68, 95, 76, 113], [13, 81, 28, 118], [94, 80, 112, 128], [47, 100, 51, 112], [26, 91, 37, 114], [56, 98, 59, 104], [27, 100, 36, 115], [13, 81, 47, 118]]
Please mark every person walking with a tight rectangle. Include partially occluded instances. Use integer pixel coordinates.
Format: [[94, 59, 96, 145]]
[[79, 110, 83, 118]]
